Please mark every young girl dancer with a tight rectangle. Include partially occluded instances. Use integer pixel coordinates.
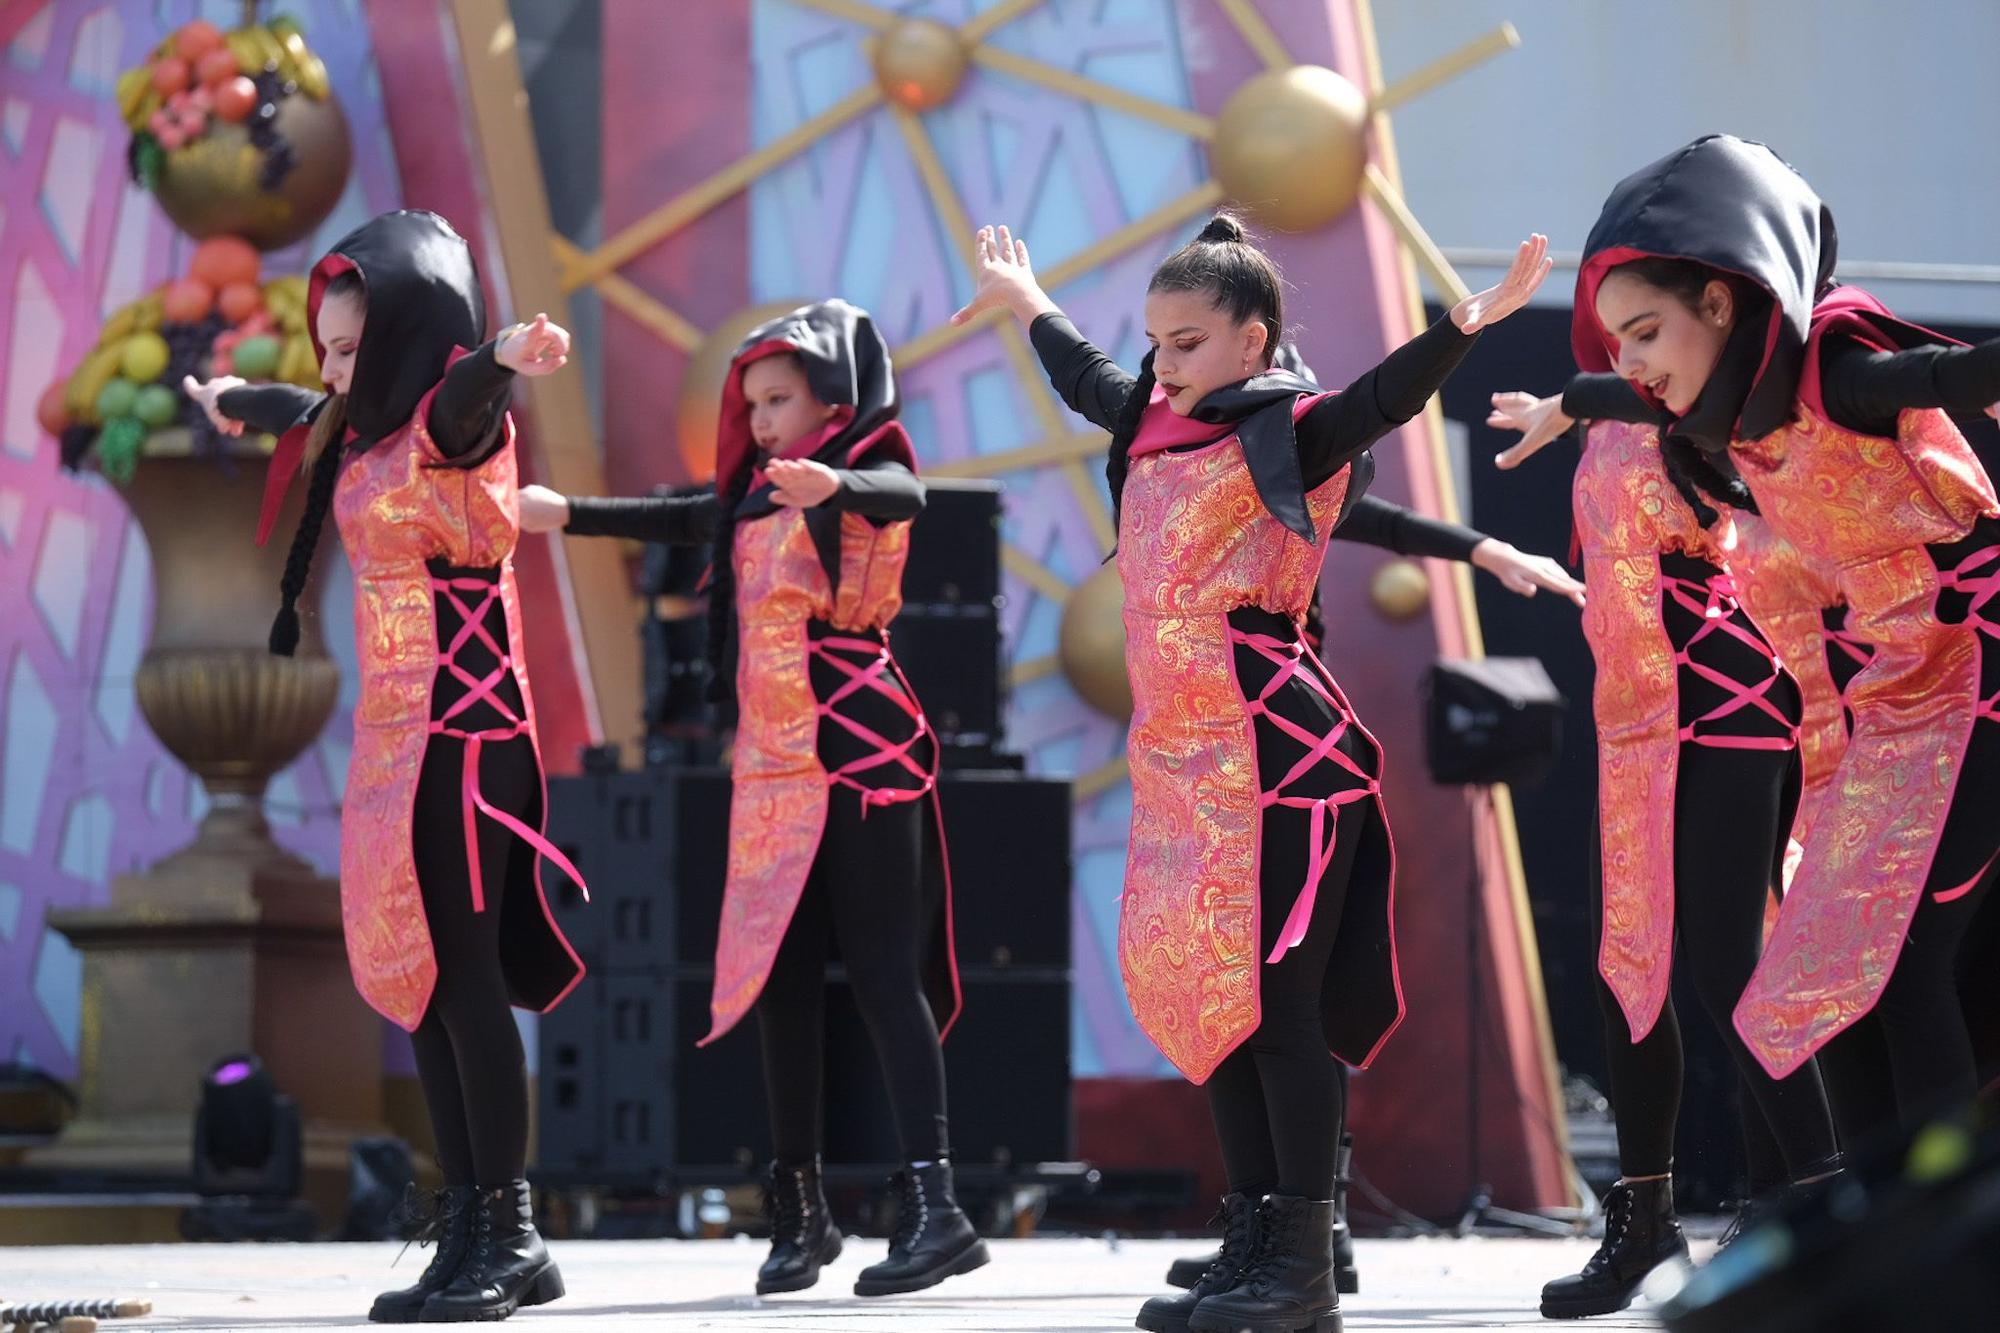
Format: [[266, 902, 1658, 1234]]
[[1153, 346, 1580, 1305], [517, 299, 984, 1299], [952, 212, 1550, 1333], [1487, 410, 1844, 1318], [1489, 135, 2000, 1139], [187, 209, 584, 1323]]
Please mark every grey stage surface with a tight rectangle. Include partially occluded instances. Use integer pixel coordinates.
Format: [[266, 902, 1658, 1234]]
[[0, 1236, 1698, 1330]]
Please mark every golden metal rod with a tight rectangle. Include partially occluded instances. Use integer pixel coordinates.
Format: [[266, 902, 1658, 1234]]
[[1001, 543, 1072, 602], [959, 0, 1047, 44], [1212, 0, 1291, 72], [562, 84, 883, 292], [1009, 653, 1060, 687], [1362, 164, 1471, 305], [894, 179, 1224, 369], [968, 45, 1215, 140], [1074, 754, 1131, 800], [550, 235, 703, 353], [445, 0, 641, 753], [786, 0, 895, 30], [926, 428, 1108, 478], [1368, 23, 1519, 114]]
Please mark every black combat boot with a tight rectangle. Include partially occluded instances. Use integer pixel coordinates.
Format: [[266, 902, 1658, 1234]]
[[1539, 1176, 1687, 1319], [757, 1157, 843, 1295]]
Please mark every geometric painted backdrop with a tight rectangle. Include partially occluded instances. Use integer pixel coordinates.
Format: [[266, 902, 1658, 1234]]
[[0, 0, 402, 1075]]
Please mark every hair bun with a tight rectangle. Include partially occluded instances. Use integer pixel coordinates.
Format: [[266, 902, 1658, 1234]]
[[1196, 212, 1247, 245]]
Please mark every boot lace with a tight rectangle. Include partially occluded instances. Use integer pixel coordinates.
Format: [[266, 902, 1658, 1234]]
[[389, 1185, 462, 1274], [1198, 1199, 1257, 1289], [1236, 1203, 1308, 1298], [886, 1169, 930, 1253], [765, 1164, 813, 1247]]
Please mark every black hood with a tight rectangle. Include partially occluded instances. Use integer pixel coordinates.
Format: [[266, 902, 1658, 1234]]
[[310, 210, 486, 445]]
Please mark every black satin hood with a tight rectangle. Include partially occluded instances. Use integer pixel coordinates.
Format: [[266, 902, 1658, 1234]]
[[310, 210, 486, 445]]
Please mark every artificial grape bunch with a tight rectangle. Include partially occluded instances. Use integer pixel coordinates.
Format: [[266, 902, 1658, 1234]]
[[246, 68, 300, 191]]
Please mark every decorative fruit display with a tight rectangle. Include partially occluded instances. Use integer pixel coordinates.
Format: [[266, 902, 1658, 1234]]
[[45, 237, 321, 482], [116, 13, 349, 250]]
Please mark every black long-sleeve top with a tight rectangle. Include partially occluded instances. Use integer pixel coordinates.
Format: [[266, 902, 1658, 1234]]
[[216, 338, 516, 462], [1335, 493, 1485, 561], [1561, 334, 2000, 440], [561, 461, 923, 544], [1029, 312, 1476, 491]]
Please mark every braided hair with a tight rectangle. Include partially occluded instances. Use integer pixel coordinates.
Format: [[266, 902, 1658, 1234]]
[[268, 269, 362, 656], [1104, 211, 1285, 536]]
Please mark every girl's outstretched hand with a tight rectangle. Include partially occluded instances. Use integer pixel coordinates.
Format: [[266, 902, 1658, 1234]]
[[1471, 538, 1586, 608], [951, 225, 1060, 327], [1488, 390, 1574, 469], [517, 483, 571, 533], [1451, 234, 1553, 334], [766, 457, 840, 508], [181, 374, 246, 436], [499, 313, 571, 377]]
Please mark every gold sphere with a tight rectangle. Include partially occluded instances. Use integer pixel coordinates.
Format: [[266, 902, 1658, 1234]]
[[1059, 563, 1134, 721], [675, 301, 813, 481], [871, 17, 969, 112], [152, 93, 353, 251], [1369, 559, 1431, 620], [1209, 65, 1368, 232]]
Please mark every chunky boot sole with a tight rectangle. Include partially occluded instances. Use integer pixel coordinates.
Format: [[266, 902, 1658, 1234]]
[[1188, 1305, 1340, 1333], [852, 1237, 990, 1296], [420, 1263, 564, 1322], [376, 1288, 438, 1320], [1136, 1295, 1213, 1333], [756, 1229, 844, 1295], [1540, 1280, 1646, 1320]]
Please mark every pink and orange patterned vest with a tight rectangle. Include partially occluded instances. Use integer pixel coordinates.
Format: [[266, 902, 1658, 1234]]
[[701, 506, 952, 1043], [1116, 414, 1401, 1084], [1732, 406, 1998, 1077], [332, 403, 582, 1030]]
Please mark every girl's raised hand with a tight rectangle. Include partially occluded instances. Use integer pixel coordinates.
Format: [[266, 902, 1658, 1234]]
[[1452, 234, 1553, 334], [498, 313, 571, 377], [951, 225, 1059, 327], [181, 374, 247, 436], [1488, 390, 1574, 469]]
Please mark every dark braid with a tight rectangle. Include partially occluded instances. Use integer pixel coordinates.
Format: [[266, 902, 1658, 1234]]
[[269, 425, 344, 656], [1661, 433, 1759, 523], [702, 462, 758, 709]]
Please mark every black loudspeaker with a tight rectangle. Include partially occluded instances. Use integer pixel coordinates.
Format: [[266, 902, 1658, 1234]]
[[536, 766, 1073, 1181], [1421, 656, 1565, 787], [904, 478, 1002, 607], [897, 479, 1006, 758]]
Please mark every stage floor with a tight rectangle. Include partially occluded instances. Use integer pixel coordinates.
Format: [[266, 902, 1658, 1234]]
[[0, 1236, 1693, 1330]]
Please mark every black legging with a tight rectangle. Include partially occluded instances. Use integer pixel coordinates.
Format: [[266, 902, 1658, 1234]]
[[407, 574, 536, 1189], [1204, 608, 1375, 1202], [755, 789, 949, 1164], [408, 734, 536, 1188], [1589, 743, 1839, 1179]]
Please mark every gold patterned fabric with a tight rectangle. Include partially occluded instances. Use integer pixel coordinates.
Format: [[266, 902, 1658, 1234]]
[[1116, 421, 1400, 1084], [1727, 514, 1850, 848], [701, 508, 953, 1043], [1732, 407, 2000, 1077], [1573, 421, 1796, 1038], [332, 406, 582, 1031]]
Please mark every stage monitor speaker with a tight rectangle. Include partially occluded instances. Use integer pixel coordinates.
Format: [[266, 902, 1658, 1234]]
[[1422, 656, 1564, 788], [904, 479, 1002, 607]]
